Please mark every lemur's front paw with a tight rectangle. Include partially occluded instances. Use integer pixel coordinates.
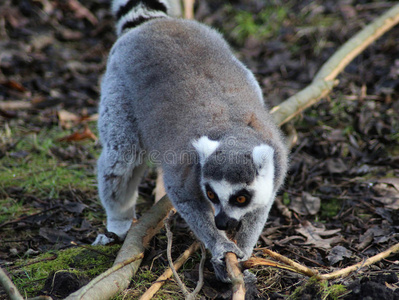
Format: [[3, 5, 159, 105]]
[[211, 242, 245, 282]]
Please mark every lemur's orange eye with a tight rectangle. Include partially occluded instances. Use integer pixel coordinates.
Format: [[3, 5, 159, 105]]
[[207, 191, 215, 200], [236, 196, 247, 204]]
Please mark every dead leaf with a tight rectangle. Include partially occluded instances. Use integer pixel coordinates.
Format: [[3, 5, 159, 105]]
[[58, 126, 97, 142], [1, 80, 27, 92], [296, 221, 341, 250], [289, 192, 321, 215], [372, 178, 399, 210], [327, 245, 353, 265], [358, 226, 392, 251], [325, 158, 348, 174]]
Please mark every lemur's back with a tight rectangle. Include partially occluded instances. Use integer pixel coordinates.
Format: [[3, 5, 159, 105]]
[[100, 18, 278, 154]]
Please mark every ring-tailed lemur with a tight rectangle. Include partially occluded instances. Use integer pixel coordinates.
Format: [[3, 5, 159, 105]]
[[93, 0, 289, 282]]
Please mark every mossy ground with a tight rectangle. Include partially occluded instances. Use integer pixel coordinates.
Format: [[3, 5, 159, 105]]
[[9, 245, 120, 298]]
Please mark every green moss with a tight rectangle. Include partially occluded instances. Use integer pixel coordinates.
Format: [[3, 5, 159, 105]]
[[10, 245, 120, 297], [0, 128, 97, 195], [289, 277, 346, 300], [320, 198, 342, 219], [225, 3, 289, 44], [0, 124, 99, 224]]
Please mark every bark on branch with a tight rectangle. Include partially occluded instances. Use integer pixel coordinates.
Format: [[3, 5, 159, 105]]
[[270, 3, 399, 126]]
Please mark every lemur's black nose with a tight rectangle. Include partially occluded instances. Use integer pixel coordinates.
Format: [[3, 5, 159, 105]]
[[215, 212, 239, 231]]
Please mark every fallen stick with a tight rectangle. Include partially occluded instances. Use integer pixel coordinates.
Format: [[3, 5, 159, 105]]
[[225, 253, 246, 300], [320, 242, 399, 280], [0, 267, 24, 300], [261, 248, 320, 278], [249, 243, 399, 282], [65, 196, 173, 300], [270, 3, 399, 126]]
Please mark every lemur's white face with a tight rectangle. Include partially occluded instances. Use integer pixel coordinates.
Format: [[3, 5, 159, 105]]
[[193, 136, 275, 231]]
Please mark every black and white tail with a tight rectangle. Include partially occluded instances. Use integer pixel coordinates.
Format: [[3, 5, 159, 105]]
[[112, 0, 171, 36]]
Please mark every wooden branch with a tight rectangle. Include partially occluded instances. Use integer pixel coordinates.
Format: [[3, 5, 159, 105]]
[[225, 253, 246, 300], [270, 3, 399, 126], [249, 243, 399, 282], [65, 196, 173, 300], [139, 241, 201, 300], [183, 0, 195, 19], [320, 242, 399, 280], [68, 253, 144, 299], [0, 267, 24, 300], [314, 3, 399, 82], [261, 248, 320, 278]]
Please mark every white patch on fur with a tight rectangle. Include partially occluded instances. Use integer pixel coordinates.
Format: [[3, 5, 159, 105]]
[[115, 4, 169, 36], [192, 136, 220, 165], [252, 144, 274, 169], [251, 157, 275, 207]]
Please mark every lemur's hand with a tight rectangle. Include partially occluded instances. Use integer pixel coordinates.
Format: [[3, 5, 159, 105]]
[[210, 241, 244, 282]]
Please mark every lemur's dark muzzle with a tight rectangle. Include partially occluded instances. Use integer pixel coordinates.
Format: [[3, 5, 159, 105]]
[[215, 211, 240, 231]]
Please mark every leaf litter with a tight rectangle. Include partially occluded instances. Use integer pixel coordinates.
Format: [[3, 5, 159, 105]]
[[0, 0, 399, 299]]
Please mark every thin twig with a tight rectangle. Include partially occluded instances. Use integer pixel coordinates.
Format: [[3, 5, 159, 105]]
[[191, 243, 206, 296], [261, 248, 320, 278], [139, 241, 201, 300], [164, 211, 205, 300], [242, 257, 303, 274], [165, 211, 190, 298], [0, 267, 24, 300]]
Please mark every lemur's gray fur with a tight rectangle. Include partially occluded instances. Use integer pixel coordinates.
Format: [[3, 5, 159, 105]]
[[94, 0, 289, 282]]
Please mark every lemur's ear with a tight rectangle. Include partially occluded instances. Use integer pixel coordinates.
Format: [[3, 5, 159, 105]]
[[192, 136, 220, 165], [252, 144, 274, 169]]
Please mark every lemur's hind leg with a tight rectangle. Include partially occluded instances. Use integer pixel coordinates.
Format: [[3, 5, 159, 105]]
[[93, 148, 147, 245]]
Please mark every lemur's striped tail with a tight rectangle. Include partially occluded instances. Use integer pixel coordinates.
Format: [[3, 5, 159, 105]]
[[112, 0, 171, 36]]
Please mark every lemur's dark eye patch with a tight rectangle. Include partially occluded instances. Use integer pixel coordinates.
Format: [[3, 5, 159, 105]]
[[205, 184, 219, 204], [229, 189, 252, 207]]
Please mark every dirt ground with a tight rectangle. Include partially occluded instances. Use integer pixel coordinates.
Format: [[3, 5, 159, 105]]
[[0, 0, 398, 299]]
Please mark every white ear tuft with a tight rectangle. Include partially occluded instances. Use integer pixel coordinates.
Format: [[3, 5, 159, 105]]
[[253, 144, 274, 168], [192, 136, 220, 165]]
